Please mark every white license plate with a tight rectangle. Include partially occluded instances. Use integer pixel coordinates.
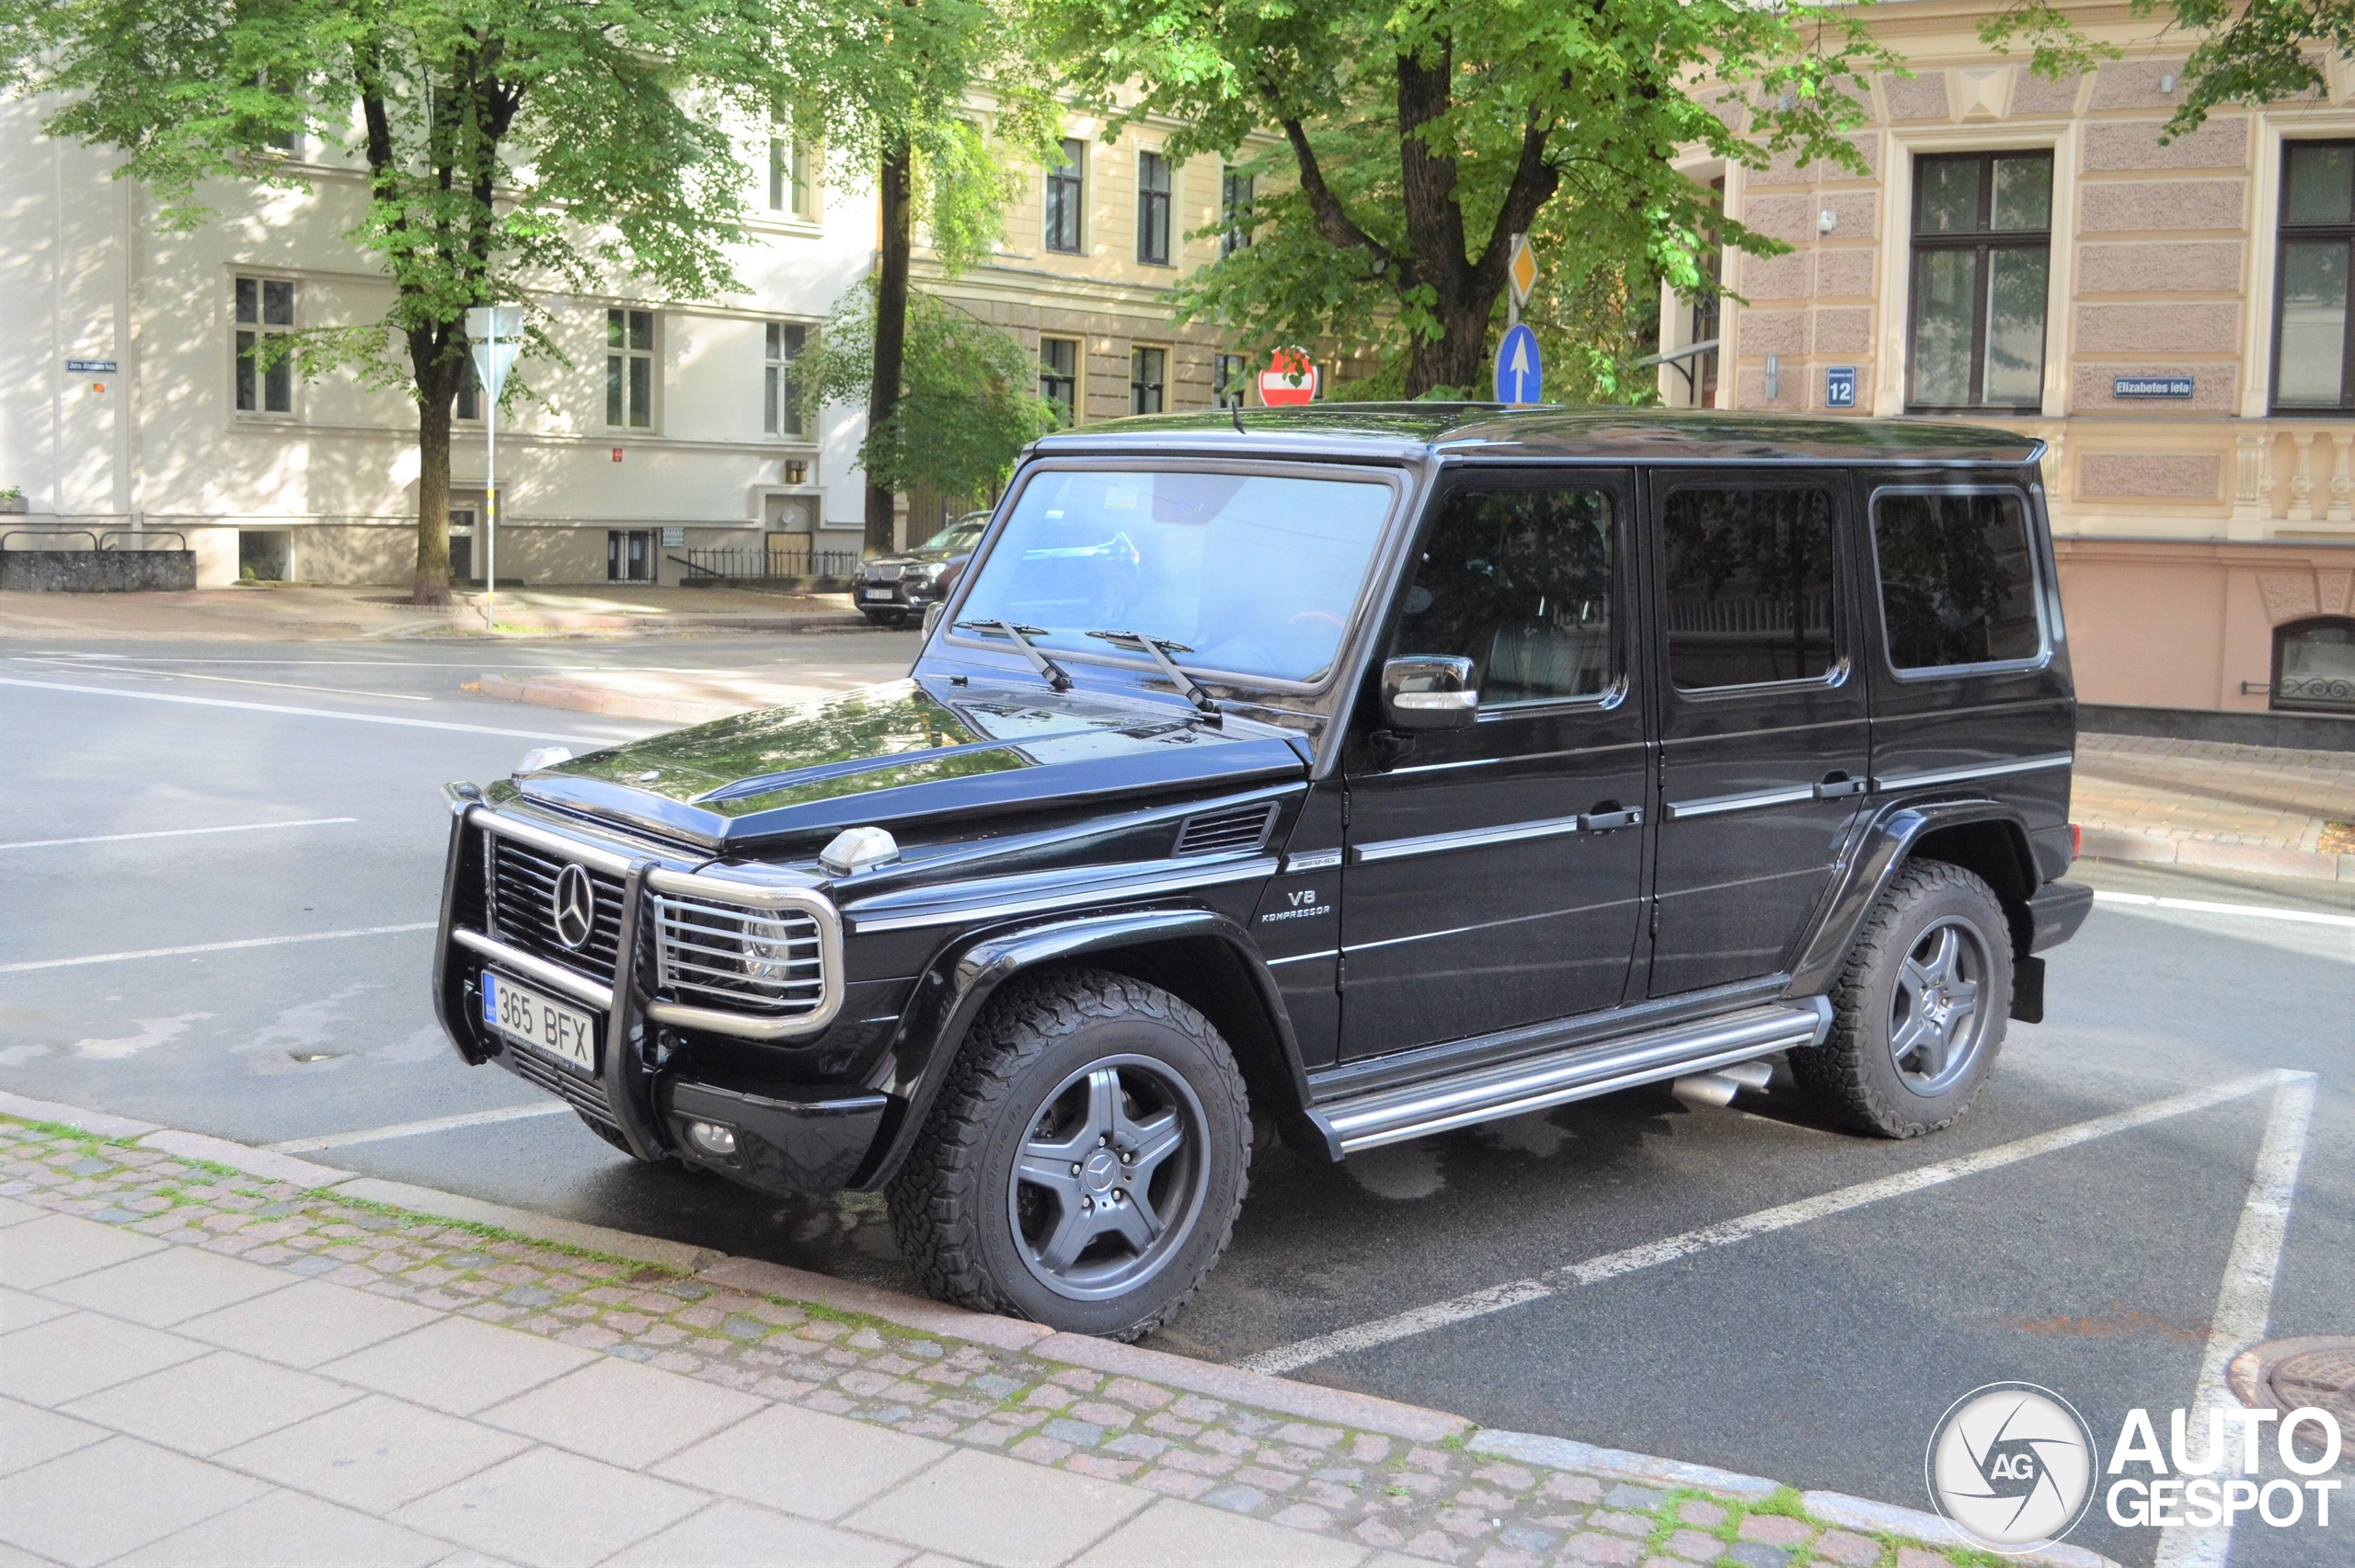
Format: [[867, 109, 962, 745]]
[[482, 972, 598, 1073], [863, 588, 894, 601]]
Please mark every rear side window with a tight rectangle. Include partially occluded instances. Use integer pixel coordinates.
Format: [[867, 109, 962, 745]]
[[1870, 488, 2043, 671], [1661, 486, 1837, 689], [1389, 486, 1615, 705]]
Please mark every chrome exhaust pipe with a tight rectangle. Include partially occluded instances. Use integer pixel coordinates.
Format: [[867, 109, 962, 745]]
[[1671, 1057, 1775, 1107]]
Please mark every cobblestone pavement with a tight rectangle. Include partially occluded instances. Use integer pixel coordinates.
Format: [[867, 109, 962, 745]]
[[0, 583, 858, 642], [2072, 732, 2355, 877], [0, 1116, 2051, 1568]]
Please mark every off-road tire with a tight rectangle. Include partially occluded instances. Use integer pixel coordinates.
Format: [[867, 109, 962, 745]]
[[1790, 859, 2012, 1138], [886, 968, 1250, 1340]]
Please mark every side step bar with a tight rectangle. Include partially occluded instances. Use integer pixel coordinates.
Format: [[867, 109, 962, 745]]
[[1306, 1000, 1832, 1156]]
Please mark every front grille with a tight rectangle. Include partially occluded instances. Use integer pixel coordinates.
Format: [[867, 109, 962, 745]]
[[864, 563, 905, 583], [485, 830, 625, 981], [500, 1039, 618, 1129], [653, 891, 826, 1015], [1176, 801, 1279, 857]]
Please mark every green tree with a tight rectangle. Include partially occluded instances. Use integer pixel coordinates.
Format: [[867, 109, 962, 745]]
[[1034, 0, 1889, 397], [0, 0, 798, 602], [800, 282, 1060, 507]]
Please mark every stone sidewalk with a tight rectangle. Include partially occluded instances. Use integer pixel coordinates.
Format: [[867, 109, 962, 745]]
[[0, 1104, 2108, 1568], [2073, 733, 2355, 882]]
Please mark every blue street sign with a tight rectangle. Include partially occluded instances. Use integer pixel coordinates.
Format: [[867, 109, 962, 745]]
[[1494, 324, 1543, 406], [1825, 365, 1857, 408]]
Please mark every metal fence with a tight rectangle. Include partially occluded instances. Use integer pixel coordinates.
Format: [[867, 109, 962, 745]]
[[674, 544, 862, 580]]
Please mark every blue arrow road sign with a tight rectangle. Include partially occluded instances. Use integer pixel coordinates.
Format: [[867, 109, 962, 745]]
[[1495, 324, 1542, 406]]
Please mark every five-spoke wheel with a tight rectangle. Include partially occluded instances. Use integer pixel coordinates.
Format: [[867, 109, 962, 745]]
[[1887, 917, 1991, 1094], [1009, 1057, 1208, 1300]]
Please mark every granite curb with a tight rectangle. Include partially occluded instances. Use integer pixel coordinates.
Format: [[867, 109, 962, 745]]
[[0, 1090, 2125, 1568], [2074, 822, 2355, 883]]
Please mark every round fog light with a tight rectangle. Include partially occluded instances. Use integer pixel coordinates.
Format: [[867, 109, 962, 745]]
[[686, 1121, 738, 1158]]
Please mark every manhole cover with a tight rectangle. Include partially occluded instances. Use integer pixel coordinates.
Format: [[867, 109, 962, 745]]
[[2229, 1335, 2355, 1469]]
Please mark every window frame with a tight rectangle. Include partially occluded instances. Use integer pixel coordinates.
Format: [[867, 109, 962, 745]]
[[605, 306, 657, 431], [2269, 615, 2355, 712], [1136, 150, 1173, 267], [1220, 169, 1253, 258], [231, 273, 299, 419], [764, 321, 807, 437], [1039, 336, 1079, 425], [1865, 483, 2053, 682], [1904, 149, 2054, 416], [454, 354, 482, 424], [1129, 344, 1166, 415], [1044, 139, 1086, 255], [1212, 352, 1249, 409], [1655, 475, 1850, 698], [2269, 139, 2355, 414], [768, 137, 820, 222]]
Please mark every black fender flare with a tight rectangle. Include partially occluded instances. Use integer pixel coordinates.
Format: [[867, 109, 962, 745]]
[[853, 906, 1306, 1189], [1784, 795, 2039, 1000]]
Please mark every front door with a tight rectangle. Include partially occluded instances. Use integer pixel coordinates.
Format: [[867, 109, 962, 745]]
[[1647, 469, 1871, 996], [608, 530, 655, 583], [1339, 470, 1648, 1059], [447, 506, 477, 584]]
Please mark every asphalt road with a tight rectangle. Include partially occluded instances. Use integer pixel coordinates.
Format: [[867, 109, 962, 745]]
[[4, 633, 2349, 1568]]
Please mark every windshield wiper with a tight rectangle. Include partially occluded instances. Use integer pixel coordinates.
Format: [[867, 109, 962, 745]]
[[956, 619, 1072, 692], [1086, 630, 1222, 724]]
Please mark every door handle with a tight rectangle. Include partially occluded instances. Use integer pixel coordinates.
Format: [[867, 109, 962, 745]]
[[1814, 772, 1869, 801], [1580, 805, 1642, 832]]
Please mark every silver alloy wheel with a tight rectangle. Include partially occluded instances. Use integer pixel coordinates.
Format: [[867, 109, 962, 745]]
[[1007, 1054, 1210, 1302], [1889, 916, 1992, 1095]]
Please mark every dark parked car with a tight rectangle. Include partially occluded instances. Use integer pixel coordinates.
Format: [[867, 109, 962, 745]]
[[432, 406, 2092, 1339], [856, 512, 988, 626]]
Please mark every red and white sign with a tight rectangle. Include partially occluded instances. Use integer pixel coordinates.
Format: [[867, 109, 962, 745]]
[[1258, 347, 1317, 406], [610, 447, 624, 463]]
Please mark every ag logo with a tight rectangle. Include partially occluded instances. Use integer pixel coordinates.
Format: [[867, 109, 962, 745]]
[[1925, 1382, 2098, 1552]]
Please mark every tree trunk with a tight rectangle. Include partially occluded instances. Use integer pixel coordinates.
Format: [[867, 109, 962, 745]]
[[414, 392, 453, 604], [865, 139, 914, 555], [1406, 305, 1499, 399]]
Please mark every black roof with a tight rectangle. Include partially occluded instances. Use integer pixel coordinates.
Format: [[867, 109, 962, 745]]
[[1028, 404, 2043, 466]]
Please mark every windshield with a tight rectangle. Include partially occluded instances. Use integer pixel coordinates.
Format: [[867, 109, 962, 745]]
[[923, 519, 986, 552], [952, 468, 1396, 684]]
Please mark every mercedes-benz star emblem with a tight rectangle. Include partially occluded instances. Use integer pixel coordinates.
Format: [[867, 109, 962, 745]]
[[551, 864, 597, 950]]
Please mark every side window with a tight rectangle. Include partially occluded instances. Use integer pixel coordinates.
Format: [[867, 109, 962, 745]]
[[1661, 486, 1836, 689], [1388, 487, 1615, 706], [1870, 489, 2044, 671]]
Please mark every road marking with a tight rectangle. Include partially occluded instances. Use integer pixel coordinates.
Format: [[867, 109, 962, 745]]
[[0, 922, 437, 974], [0, 818, 357, 853], [14, 658, 432, 702], [1237, 1070, 2303, 1376], [266, 1103, 573, 1152], [2093, 890, 2355, 929], [2153, 1072, 2318, 1568], [0, 677, 601, 741]]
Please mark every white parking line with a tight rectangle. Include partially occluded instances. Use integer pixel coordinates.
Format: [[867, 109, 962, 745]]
[[265, 1103, 573, 1152], [0, 922, 437, 974], [1237, 1070, 2308, 1376], [13, 658, 433, 702], [0, 677, 601, 741], [2092, 890, 2355, 929], [0, 818, 357, 853], [2153, 1072, 2318, 1568]]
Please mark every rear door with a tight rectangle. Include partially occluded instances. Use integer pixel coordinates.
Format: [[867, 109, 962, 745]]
[[1647, 467, 1871, 996], [1338, 468, 1648, 1058]]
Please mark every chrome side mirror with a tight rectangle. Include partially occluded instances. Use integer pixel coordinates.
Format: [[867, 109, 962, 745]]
[[1382, 655, 1478, 730]]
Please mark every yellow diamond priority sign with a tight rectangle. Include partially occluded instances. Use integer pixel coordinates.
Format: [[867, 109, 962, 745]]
[[1508, 235, 1539, 308]]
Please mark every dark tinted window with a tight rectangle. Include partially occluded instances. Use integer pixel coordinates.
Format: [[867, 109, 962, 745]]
[[1871, 489, 2042, 670], [1388, 487, 1614, 705], [1662, 487, 1836, 688]]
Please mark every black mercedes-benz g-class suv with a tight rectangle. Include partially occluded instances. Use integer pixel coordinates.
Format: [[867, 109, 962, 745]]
[[432, 406, 2093, 1340]]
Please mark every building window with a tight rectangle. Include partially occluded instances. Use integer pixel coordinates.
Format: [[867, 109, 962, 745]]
[[1906, 151, 2052, 413], [606, 307, 654, 429], [1869, 489, 2045, 672], [769, 137, 817, 221], [1130, 346, 1166, 415], [1213, 352, 1249, 408], [1661, 486, 1837, 689], [2272, 617, 2355, 711], [2273, 142, 2355, 409], [1040, 337, 1078, 425], [233, 276, 295, 416], [1136, 151, 1172, 266], [455, 354, 481, 422], [765, 322, 806, 436], [1045, 139, 1085, 254], [1220, 170, 1253, 258]]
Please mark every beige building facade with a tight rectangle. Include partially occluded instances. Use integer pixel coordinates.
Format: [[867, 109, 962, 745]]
[[1660, 1, 2355, 725]]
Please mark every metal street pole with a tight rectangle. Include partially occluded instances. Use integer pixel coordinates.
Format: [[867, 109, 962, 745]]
[[465, 304, 524, 633]]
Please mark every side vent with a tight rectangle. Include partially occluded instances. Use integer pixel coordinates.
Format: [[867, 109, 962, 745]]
[[1175, 802, 1279, 857]]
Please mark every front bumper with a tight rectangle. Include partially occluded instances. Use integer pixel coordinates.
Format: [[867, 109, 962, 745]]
[[432, 797, 890, 1194]]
